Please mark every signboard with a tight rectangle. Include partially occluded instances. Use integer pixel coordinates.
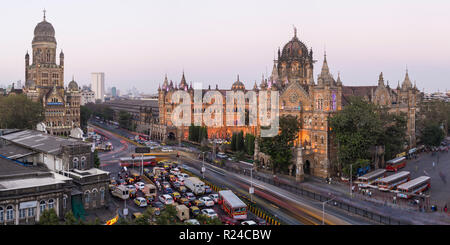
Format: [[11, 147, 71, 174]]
[[19, 201, 37, 209], [201, 167, 206, 173], [135, 147, 150, 154], [249, 187, 254, 194]]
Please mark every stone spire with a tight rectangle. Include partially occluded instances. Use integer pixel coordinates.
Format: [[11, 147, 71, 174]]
[[179, 71, 187, 89], [253, 81, 258, 91], [320, 51, 330, 76], [336, 72, 342, 86], [162, 74, 169, 89], [270, 63, 279, 83], [402, 68, 412, 90], [317, 51, 335, 86], [378, 72, 385, 86]]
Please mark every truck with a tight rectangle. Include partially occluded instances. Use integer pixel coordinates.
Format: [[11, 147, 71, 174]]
[[111, 185, 129, 200], [142, 183, 157, 200], [184, 177, 205, 195]]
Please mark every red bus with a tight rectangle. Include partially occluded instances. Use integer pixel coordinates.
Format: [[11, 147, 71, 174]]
[[386, 157, 406, 172], [218, 190, 247, 220], [377, 171, 410, 191], [119, 156, 156, 167], [396, 176, 431, 199]]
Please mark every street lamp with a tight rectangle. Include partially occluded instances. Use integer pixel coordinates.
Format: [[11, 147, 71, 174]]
[[249, 168, 254, 202], [202, 152, 205, 179], [350, 164, 353, 198], [322, 195, 337, 225]]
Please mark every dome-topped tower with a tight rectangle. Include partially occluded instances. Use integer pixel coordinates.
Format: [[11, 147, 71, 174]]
[[32, 10, 56, 44], [231, 75, 245, 91], [277, 26, 315, 87]]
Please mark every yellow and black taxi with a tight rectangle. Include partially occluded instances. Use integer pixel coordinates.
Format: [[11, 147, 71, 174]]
[[191, 199, 205, 208], [171, 191, 181, 201], [189, 206, 200, 216], [177, 197, 191, 207], [134, 197, 148, 207]]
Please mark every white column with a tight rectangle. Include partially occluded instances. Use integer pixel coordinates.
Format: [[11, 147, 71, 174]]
[[56, 198, 59, 217], [15, 203, 19, 225]]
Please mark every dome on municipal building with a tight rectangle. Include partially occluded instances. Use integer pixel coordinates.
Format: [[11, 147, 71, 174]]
[[68, 79, 79, 91], [280, 28, 309, 59], [32, 14, 56, 43]]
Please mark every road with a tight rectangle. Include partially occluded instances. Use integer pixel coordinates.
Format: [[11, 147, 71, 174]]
[[91, 121, 372, 224]]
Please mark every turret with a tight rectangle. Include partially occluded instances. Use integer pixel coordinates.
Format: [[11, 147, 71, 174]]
[[25, 51, 30, 66], [59, 50, 64, 66]]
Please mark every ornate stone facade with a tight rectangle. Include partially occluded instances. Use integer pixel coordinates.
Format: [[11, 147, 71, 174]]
[[23, 12, 80, 136], [157, 29, 421, 179]]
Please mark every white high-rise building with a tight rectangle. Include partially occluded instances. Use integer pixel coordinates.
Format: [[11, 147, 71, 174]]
[[91, 72, 105, 102]]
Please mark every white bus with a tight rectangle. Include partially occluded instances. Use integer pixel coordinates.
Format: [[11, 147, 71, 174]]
[[377, 171, 410, 191], [357, 169, 387, 188], [396, 176, 431, 199]]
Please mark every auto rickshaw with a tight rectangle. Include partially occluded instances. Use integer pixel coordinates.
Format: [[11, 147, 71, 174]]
[[129, 189, 137, 199], [171, 192, 181, 201], [178, 197, 191, 207], [192, 199, 205, 208], [126, 177, 135, 185], [189, 206, 200, 216]]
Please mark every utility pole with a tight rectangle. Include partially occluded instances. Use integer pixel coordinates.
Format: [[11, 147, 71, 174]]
[[141, 153, 144, 176], [202, 152, 205, 179], [250, 168, 254, 202], [322, 196, 337, 225], [350, 164, 353, 198]]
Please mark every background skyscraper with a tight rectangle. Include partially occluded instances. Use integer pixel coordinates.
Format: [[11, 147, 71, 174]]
[[91, 72, 105, 102]]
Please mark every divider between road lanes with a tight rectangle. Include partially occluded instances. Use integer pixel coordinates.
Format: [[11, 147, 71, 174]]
[[181, 168, 282, 225]]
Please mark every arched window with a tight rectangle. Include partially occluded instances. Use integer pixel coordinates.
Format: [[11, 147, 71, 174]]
[[84, 191, 90, 205], [6, 206, 14, 221], [0, 207, 3, 222], [73, 157, 79, 169], [100, 188, 105, 203], [92, 189, 98, 201], [48, 199, 55, 210], [81, 156, 86, 168], [39, 200, 46, 214]]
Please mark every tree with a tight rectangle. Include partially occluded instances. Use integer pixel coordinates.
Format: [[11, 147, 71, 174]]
[[118, 110, 132, 130], [421, 123, 445, 147], [416, 100, 450, 137], [39, 209, 60, 225], [0, 94, 44, 129], [244, 133, 255, 155], [231, 133, 237, 151], [260, 115, 301, 174], [378, 110, 407, 160], [330, 97, 382, 175], [93, 150, 101, 168], [63, 211, 77, 225], [80, 105, 93, 131], [196, 214, 222, 225], [155, 205, 179, 225]]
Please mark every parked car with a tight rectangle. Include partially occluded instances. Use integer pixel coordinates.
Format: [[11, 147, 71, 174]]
[[159, 194, 174, 205], [191, 199, 205, 208], [171, 192, 181, 201], [135, 182, 145, 191], [208, 194, 219, 203], [199, 196, 215, 207], [201, 209, 218, 219], [184, 219, 200, 225], [190, 206, 200, 216], [134, 197, 148, 207], [184, 192, 196, 201], [178, 197, 191, 207], [241, 220, 257, 225]]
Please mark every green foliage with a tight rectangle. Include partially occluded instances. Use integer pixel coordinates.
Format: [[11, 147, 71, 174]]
[[196, 214, 223, 225], [342, 159, 370, 177], [330, 97, 382, 174], [417, 100, 450, 135], [244, 133, 255, 155], [39, 209, 60, 225], [119, 110, 132, 130], [378, 110, 407, 160], [188, 125, 208, 143], [116, 217, 131, 225], [93, 150, 101, 168], [260, 115, 301, 174], [84, 103, 114, 122], [0, 94, 44, 129], [155, 205, 179, 225], [80, 105, 93, 131], [421, 123, 445, 147], [63, 211, 77, 225]]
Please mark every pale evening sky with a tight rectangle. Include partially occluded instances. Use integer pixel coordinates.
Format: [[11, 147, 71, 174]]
[[1, 0, 449, 94]]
